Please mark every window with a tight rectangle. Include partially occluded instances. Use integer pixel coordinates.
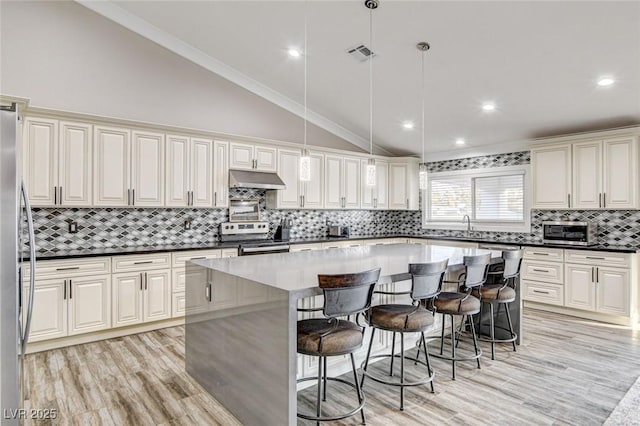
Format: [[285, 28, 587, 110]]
[[423, 165, 530, 231]]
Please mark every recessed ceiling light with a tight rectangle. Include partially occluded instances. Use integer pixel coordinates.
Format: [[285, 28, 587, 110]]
[[455, 138, 466, 146], [288, 49, 301, 58], [597, 77, 614, 87], [482, 103, 496, 112], [402, 121, 414, 130]]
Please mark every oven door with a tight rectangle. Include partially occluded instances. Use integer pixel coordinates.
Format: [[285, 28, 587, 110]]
[[239, 245, 290, 256]]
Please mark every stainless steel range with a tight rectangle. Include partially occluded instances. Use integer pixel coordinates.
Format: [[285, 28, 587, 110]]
[[219, 221, 290, 256]]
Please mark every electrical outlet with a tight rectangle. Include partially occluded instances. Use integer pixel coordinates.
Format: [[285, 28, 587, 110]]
[[184, 219, 192, 230], [68, 221, 78, 233]]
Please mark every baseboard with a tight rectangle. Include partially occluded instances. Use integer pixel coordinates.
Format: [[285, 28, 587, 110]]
[[523, 301, 635, 327]]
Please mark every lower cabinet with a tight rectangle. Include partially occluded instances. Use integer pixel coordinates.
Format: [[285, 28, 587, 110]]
[[565, 264, 630, 316], [26, 274, 111, 343], [112, 269, 171, 327]]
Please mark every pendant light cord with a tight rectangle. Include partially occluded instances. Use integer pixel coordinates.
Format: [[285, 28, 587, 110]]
[[369, 7, 373, 156], [303, 0, 308, 150], [421, 47, 425, 164]]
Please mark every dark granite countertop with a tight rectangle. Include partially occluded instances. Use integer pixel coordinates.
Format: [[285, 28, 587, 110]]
[[27, 234, 638, 261]]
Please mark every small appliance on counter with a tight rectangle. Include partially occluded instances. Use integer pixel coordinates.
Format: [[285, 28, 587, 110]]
[[542, 221, 597, 246], [274, 219, 292, 241], [328, 225, 350, 238]]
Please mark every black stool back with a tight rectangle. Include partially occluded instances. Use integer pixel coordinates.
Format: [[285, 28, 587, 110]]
[[461, 253, 492, 290], [409, 259, 449, 302], [319, 269, 380, 318], [502, 249, 524, 280]]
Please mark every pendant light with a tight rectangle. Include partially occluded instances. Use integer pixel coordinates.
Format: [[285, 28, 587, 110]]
[[299, 1, 311, 182], [365, 0, 378, 187], [417, 41, 430, 190]]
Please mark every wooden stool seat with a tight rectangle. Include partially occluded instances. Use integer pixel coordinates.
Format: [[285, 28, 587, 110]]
[[368, 304, 434, 332], [473, 284, 516, 302], [434, 292, 481, 315], [297, 318, 364, 356]]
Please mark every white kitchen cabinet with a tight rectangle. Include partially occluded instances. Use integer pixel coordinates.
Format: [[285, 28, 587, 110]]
[[68, 274, 111, 335], [303, 152, 324, 209], [572, 141, 602, 209], [270, 149, 302, 209], [324, 155, 360, 209], [23, 118, 93, 207], [564, 264, 596, 311], [94, 125, 131, 207], [213, 140, 229, 207], [112, 268, 171, 326], [229, 142, 277, 172], [290, 243, 323, 252], [165, 135, 213, 207], [531, 144, 572, 209], [596, 267, 630, 316], [23, 278, 67, 342], [603, 137, 638, 209], [132, 130, 165, 206], [389, 162, 410, 210], [361, 160, 388, 209]]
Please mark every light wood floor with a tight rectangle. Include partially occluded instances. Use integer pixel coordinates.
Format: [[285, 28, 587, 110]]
[[24, 308, 640, 425]]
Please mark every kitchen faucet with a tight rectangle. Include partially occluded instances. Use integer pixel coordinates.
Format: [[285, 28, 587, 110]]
[[462, 214, 471, 236]]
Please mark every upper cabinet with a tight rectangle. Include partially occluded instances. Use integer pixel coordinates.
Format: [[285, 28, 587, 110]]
[[389, 161, 419, 210], [267, 149, 325, 209], [532, 135, 638, 210], [325, 155, 360, 209], [213, 140, 229, 208], [166, 135, 213, 207], [23, 118, 93, 207], [94, 126, 164, 207], [229, 142, 277, 172], [361, 160, 388, 209]]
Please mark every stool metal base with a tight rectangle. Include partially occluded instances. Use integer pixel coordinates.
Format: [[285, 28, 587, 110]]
[[479, 300, 517, 360]]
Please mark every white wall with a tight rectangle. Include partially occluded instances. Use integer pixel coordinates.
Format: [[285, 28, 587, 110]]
[[0, 1, 364, 152]]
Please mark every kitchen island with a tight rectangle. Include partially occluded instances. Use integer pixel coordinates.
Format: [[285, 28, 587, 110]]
[[185, 243, 513, 425]]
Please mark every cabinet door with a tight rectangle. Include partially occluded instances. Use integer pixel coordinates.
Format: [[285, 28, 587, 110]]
[[343, 157, 360, 209], [229, 142, 254, 170], [572, 141, 602, 209], [603, 137, 638, 209], [389, 163, 410, 210], [132, 131, 164, 206], [303, 153, 324, 209], [255, 145, 277, 172], [165, 135, 190, 207], [324, 155, 343, 208], [596, 267, 630, 316], [564, 264, 596, 311], [277, 149, 302, 209], [24, 278, 67, 342], [375, 162, 389, 209], [112, 272, 143, 327], [213, 140, 229, 207], [68, 274, 111, 335], [191, 137, 213, 207], [361, 159, 375, 209], [94, 126, 131, 206], [531, 145, 572, 208], [58, 121, 92, 206], [23, 118, 58, 206], [143, 269, 171, 322]]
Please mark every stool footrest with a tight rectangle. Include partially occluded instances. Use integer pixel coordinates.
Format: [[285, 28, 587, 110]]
[[426, 340, 482, 362], [296, 376, 365, 422], [360, 354, 434, 388]]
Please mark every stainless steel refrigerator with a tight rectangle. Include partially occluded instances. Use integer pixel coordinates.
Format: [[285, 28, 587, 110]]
[[1, 103, 36, 424]]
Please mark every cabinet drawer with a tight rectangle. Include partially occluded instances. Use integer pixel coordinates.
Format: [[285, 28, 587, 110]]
[[172, 292, 186, 318], [26, 257, 111, 280], [221, 248, 238, 258], [290, 243, 323, 252], [523, 247, 564, 262], [565, 250, 631, 268], [321, 240, 363, 249], [172, 250, 221, 268], [521, 260, 564, 284], [523, 280, 564, 306], [111, 253, 171, 273], [363, 239, 397, 246]]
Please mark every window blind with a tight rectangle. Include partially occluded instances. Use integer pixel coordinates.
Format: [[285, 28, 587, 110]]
[[429, 176, 472, 220], [474, 174, 524, 221]]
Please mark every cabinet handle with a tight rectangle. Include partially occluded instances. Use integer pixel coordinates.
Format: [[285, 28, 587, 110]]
[[586, 256, 605, 260], [599, 193, 602, 208], [190, 256, 206, 260], [532, 268, 550, 273], [603, 193, 606, 208], [54, 186, 58, 205], [592, 267, 595, 283], [59, 187, 63, 205], [134, 260, 153, 265], [69, 279, 72, 299], [532, 290, 550, 295], [596, 267, 599, 283], [132, 189, 135, 206], [531, 252, 549, 256], [187, 191, 191, 206], [56, 266, 79, 271], [206, 282, 212, 302], [300, 195, 304, 208], [144, 272, 148, 290], [214, 191, 217, 206], [302, 195, 305, 207], [373, 198, 377, 208], [63, 279, 67, 300], [140, 273, 143, 291], [406, 198, 409, 209], [567, 193, 571, 208], [127, 189, 131, 205]]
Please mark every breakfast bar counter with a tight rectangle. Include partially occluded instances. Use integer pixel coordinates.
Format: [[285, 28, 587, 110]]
[[185, 244, 513, 425]]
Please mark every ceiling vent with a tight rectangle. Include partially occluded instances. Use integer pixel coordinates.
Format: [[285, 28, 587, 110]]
[[347, 44, 376, 62]]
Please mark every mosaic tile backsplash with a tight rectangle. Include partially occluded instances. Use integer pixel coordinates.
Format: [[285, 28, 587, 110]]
[[30, 151, 639, 252]]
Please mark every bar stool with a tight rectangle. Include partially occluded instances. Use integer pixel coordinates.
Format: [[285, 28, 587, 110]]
[[426, 253, 491, 380], [360, 259, 448, 410], [474, 249, 523, 360], [296, 268, 380, 425]]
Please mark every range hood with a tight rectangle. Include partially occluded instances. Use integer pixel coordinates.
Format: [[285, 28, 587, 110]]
[[229, 169, 286, 190]]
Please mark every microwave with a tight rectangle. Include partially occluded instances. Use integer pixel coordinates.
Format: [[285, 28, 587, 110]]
[[229, 199, 261, 222], [542, 221, 597, 246]]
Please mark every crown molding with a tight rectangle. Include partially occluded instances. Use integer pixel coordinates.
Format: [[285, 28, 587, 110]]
[[75, 1, 395, 157]]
